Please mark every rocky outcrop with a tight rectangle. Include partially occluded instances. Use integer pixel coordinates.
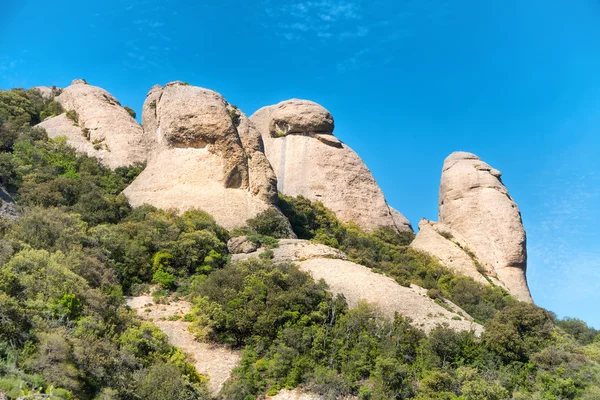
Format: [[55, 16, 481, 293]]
[[0, 185, 18, 219], [227, 236, 258, 254], [37, 79, 145, 168], [411, 152, 532, 302], [235, 239, 483, 334], [250, 99, 412, 233], [123, 82, 283, 229]]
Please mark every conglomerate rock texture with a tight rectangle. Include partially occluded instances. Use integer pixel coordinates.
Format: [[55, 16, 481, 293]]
[[37, 79, 145, 168], [123, 82, 282, 229], [411, 152, 532, 302], [251, 99, 412, 233]]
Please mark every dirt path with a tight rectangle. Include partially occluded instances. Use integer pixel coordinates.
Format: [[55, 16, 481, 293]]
[[125, 295, 240, 394]]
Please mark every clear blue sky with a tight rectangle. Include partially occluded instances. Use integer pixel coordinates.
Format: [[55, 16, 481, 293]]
[[2, 0, 599, 327]]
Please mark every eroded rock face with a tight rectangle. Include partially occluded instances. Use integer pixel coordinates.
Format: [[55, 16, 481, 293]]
[[235, 239, 483, 334], [251, 99, 412, 233], [37, 79, 145, 168], [124, 82, 282, 229], [411, 152, 532, 302]]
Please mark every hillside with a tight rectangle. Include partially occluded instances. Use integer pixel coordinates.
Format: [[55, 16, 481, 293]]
[[0, 83, 598, 400]]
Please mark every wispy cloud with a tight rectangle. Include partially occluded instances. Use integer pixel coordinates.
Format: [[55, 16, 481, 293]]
[[527, 167, 600, 321], [263, 0, 365, 41]]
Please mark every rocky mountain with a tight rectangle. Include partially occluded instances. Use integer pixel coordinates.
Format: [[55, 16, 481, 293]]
[[32, 80, 532, 303], [411, 151, 532, 302], [4, 79, 594, 400], [251, 99, 412, 233]]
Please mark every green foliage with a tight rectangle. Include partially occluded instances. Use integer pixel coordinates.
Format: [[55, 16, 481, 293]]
[[123, 106, 136, 119], [556, 317, 599, 345], [65, 109, 78, 124], [245, 207, 294, 238], [189, 258, 330, 346], [483, 302, 554, 362], [152, 269, 176, 289], [228, 105, 241, 127]]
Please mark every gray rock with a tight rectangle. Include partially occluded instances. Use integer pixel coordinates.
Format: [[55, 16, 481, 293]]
[[0, 185, 18, 219], [227, 236, 258, 254]]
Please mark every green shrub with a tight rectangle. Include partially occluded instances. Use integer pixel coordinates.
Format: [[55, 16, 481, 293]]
[[246, 208, 293, 238], [152, 269, 176, 289], [123, 106, 136, 119]]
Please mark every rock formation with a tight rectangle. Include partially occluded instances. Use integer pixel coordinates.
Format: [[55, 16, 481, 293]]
[[227, 236, 258, 254], [250, 99, 412, 233], [0, 185, 18, 219], [37, 79, 145, 168], [235, 239, 483, 334], [411, 152, 532, 302], [123, 82, 283, 229], [32, 86, 61, 100]]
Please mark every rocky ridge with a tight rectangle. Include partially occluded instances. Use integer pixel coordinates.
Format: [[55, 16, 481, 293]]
[[233, 239, 483, 335]]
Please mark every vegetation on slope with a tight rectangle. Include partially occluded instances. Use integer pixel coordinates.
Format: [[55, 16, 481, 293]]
[[0, 88, 599, 399]]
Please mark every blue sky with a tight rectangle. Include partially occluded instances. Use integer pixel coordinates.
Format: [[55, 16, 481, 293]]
[[2, 0, 599, 327]]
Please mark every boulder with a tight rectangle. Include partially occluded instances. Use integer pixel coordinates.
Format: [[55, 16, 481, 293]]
[[251, 99, 412, 234], [227, 236, 258, 254], [412, 152, 532, 302], [123, 82, 285, 229], [236, 239, 483, 334], [37, 79, 145, 168], [0, 185, 18, 219]]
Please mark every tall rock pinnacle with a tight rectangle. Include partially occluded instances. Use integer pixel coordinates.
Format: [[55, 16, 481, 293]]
[[411, 151, 532, 302]]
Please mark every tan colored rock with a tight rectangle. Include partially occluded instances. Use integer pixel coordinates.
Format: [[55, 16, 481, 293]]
[[236, 239, 483, 334], [412, 152, 531, 302], [124, 82, 283, 229], [411, 220, 497, 286], [251, 99, 412, 233], [37, 79, 145, 168], [32, 86, 61, 100]]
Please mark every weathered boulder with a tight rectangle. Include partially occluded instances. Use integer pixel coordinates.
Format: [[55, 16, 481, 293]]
[[124, 82, 284, 229], [411, 152, 532, 302], [0, 185, 18, 219], [227, 236, 258, 254], [37, 79, 145, 168], [251, 99, 412, 233], [235, 239, 483, 334]]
